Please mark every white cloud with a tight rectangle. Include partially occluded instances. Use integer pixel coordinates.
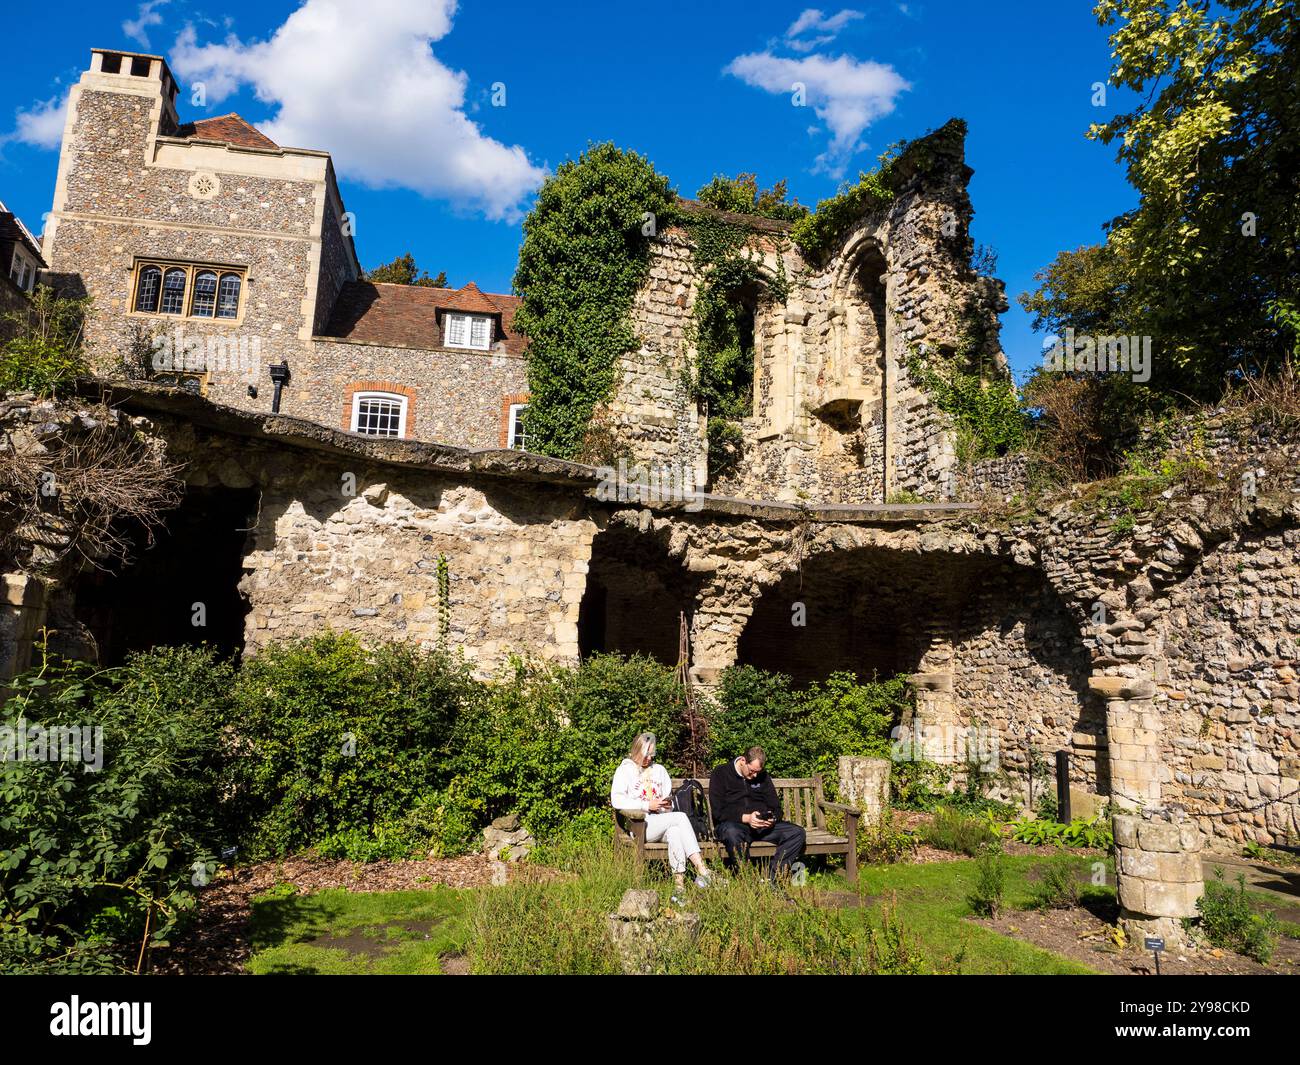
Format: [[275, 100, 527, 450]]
[[8, 94, 69, 149], [169, 0, 546, 222], [725, 52, 909, 177], [123, 0, 170, 48], [785, 8, 864, 48]]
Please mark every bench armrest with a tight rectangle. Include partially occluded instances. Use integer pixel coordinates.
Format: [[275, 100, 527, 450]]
[[616, 808, 646, 821], [818, 800, 863, 818]]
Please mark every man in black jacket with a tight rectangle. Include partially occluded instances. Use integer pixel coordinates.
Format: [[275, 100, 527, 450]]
[[708, 746, 805, 883]]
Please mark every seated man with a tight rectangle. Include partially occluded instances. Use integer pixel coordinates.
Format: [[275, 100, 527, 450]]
[[708, 746, 806, 884]]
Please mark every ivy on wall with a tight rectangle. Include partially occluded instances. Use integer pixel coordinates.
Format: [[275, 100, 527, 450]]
[[905, 328, 1027, 463], [514, 143, 676, 459], [683, 212, 791, 480], [791, 119, 970, 261]]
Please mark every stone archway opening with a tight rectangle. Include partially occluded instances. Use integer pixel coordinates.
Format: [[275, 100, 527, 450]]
[[577, 521, 705, 667], [735, 542, 1102, 801], [69, 485, 258, 665]]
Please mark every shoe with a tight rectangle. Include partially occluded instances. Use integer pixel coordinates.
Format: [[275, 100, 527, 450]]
[[694, 869, 714, 889], [670, 893, 687, 907]]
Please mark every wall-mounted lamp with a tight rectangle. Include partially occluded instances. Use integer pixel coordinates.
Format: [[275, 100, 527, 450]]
[[268, 362, 290, 413]]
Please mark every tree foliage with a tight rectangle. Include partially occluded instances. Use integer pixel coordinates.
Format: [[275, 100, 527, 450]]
[[367, 252, 448, 288], [0, 285, 90, 397], [695, 173, 808, 221], [1023, 0, 1299, 400], [514, 143, 676, 458]]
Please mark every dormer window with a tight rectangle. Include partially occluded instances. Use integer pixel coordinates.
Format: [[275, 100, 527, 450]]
[[444, 313, 492, 350]]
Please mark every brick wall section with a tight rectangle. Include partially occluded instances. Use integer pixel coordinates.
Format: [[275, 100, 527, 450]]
[[296, 339, 528, 450], [342, 379, 417, 435], [499, 392, 529, 448]]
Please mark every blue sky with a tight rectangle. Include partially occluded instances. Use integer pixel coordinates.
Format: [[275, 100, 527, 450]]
[[1, 0, 1139, 378]]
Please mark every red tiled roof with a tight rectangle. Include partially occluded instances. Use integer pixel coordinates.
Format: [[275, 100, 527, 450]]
[[176, 113, 279, 150], [438, 280, 502, 315], [320, 281, 525, 355]]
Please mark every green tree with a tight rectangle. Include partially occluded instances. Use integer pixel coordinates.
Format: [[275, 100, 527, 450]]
[[0, 285, 90, 397], [695, 173, 808, 221], [1022, 0, 1299, 400], [514, 143, 677, 458], [367, 252, 448, 288]]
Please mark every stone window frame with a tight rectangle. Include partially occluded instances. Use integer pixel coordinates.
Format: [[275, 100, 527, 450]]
[[499, 393, 530, 449], [343, 380, 417, 439], [129, 258, 248, 324], [444, 312, 493, 351]]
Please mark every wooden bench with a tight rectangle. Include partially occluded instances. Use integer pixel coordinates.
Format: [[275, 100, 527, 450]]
[[613, 775, 860, 881]]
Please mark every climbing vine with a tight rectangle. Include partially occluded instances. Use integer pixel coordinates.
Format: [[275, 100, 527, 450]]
[[514, 143, 677, 459], [905, 326, 1028, 463], [436, 554, 451, 651], [682, 212, 790, 480]]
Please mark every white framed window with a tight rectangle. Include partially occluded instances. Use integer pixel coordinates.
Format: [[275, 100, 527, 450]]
[[507, 403, 529, 450], [351, 391, 408, 438], [444, 312, 492, 350]]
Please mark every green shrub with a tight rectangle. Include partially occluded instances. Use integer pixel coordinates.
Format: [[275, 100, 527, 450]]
[[449, 653, 684, 839], [1196, 869, 1279, 964], [969, 843, 1006, 918], [0, 286, 90, 397], [1028, 855, 1081, 910], [709, 666, 904, 783], [218, 633, 474, 859], [0, 644, 230, 973], [922, 808, 998, 856], [857, 811, 918, 865], [890, 760, 950, 810]]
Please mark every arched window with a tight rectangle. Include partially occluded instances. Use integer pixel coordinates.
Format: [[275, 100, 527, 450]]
[[190, 271, 218, 317], [135, 265, 162, 313], [160, 268, 187, 314], [216, 273, 241, 319]]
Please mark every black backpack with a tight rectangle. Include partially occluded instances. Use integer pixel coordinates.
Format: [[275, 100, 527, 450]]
[[671, 778, 713, 841]]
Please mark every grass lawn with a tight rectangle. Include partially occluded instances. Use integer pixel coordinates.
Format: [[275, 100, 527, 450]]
[[247, 885, 470, 974], [243, 851, 1118, 974], [851, 854, 1106, 975]]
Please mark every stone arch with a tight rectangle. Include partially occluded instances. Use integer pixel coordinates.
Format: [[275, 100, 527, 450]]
[[732, 534, 1101, 799], [577, 517, 706, 666]]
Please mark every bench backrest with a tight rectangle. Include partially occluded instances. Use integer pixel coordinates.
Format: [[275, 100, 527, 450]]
[[672, 775, 826, 831]]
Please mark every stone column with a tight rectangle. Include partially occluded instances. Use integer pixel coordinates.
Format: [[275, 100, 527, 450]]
[[0, 572, 48, 689], [1114, 813, 1204, 946], [905, 671, 959, 765], [687, 605, 741, 689], [1088, 673, 1161, 810], [837, 755, 890, 826]]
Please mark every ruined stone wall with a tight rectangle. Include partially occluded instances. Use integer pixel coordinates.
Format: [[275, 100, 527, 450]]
[[608, 233, 704, 476], [1160, 528, 1300, 845], [614, 123, 1009, 506], [949, 570, 1104, 802], [172, 431, 597, 674]]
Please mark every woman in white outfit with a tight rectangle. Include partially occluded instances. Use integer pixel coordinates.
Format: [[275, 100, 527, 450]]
[[610, 732, 712, 897]]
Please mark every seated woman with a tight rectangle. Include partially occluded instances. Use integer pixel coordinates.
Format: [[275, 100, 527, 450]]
[[610, 732, 712, 899]]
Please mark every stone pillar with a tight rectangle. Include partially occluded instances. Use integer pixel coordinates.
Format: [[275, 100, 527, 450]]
[[837, 756, 890, 826], [1088, 673, 1161, 810], [1114, 813, 1204, 946], [905, 672, 959, 765], [687, 605, 741, 689], [0, 572, 48, 688]]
